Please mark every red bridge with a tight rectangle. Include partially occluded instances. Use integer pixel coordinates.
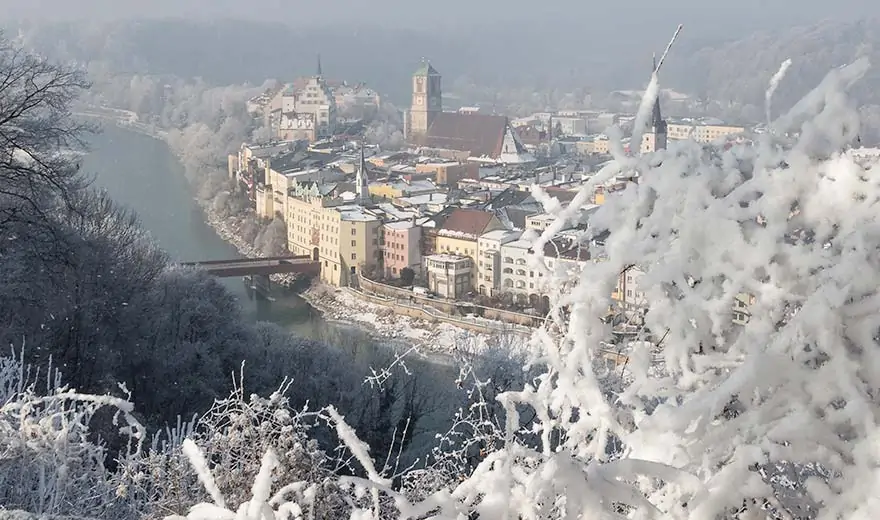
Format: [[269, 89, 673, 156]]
[[180, 255, 321, 278]]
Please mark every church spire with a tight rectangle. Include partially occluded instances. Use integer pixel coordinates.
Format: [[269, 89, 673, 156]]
[[356, 141, 369, 203], [651, 53, 667, 141], [316, 53, 323, 77]]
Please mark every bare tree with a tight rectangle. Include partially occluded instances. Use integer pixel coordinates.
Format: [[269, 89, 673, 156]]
[[0, 34, 92, 238]]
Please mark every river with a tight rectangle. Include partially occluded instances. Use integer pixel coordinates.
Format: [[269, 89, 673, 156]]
[[81, 123, 461, 463]]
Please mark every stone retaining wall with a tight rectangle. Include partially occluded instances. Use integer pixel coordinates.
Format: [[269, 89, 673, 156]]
[[357, 277, 542, 328]]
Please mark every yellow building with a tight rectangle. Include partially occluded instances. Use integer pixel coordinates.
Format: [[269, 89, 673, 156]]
[[323, 205, 381, 286], [434, 208, 504, 290], [285, 187, 328, 260], [415, 161, 466, 186], [284, 183, 381, 287], [576, 137, 611, 155], [368, 179, 438, 200], [667, 122, 745, 143]]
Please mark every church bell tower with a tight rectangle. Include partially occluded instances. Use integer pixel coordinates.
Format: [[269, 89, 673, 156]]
[[409, 59, 442, 140]]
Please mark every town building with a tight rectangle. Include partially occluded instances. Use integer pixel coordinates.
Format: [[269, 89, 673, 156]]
[[253, 150, 347, 219], [497, 239, 535, 300], [666, 120, 746, 143], [382, 219, 421, 279], [415, 161, 467, 186], [425, 254, 473, 299], [294, 73, 338, 138], [368, 179, 439, 200], [477, 229, 522, 296]]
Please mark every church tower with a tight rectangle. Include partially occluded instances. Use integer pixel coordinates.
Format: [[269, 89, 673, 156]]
[[356, 141, 370, 203], [650, 53, 668, 151], [409, 59, 442, 139]]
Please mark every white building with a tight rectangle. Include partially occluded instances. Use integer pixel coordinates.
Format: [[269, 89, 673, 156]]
[[278, 111, 316, 142], [295, 76, 338, 138], [498, 239, 536, 301], [476, 229, 522, 296], [425, 254, 473, 299], [615, 265, 649, 309]]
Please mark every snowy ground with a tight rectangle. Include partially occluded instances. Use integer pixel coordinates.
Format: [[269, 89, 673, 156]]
[[303, 285, 524, 357]]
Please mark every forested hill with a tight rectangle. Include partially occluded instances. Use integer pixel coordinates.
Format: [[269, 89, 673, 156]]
[[666, 19, 880, 114]]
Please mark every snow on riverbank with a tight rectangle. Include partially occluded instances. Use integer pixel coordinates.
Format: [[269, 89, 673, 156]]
[[303, 284, 520, 356]]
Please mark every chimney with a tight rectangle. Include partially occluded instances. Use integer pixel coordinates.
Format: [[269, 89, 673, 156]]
[[429, 193, 433, 201]]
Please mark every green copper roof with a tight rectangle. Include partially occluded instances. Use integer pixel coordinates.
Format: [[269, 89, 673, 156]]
[[413, 62, 440, 76]]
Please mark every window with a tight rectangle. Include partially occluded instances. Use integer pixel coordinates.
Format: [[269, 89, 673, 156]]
[[351, 253, 357, 260], [351, 240, 357, 246], [351, 229, 356, 235], [516, 269, 526, 276]]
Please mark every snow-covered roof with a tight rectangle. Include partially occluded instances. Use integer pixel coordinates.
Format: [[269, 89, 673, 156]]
[[502, 239, 533, 251], [384, 220, 416, 230], [337, 205, 378, 222], [480, 229, 521, 242], [398, 193, 448, 206]]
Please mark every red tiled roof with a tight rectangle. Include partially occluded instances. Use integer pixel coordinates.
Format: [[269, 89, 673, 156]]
[[422, 113, 509, 158], [438, 208, 496, 238]]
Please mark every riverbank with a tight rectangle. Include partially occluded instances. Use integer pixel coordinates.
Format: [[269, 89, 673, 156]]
[[301, 284, 497, 356]]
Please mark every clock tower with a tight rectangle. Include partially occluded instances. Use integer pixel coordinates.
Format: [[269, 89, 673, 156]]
[[409, 60, 441, 139]]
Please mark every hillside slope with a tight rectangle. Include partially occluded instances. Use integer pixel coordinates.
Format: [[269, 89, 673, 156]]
[[670, 19, 880, 111]]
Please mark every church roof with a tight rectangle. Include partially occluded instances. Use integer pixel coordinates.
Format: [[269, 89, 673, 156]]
[[414, 62, 440, 76], [422, 113, 509, 158]]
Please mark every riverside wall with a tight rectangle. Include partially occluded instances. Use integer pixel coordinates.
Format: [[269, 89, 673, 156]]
[[357, 276, 543, 329]]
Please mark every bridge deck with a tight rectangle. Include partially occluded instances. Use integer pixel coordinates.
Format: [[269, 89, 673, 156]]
[[181, 255, 320, 278]]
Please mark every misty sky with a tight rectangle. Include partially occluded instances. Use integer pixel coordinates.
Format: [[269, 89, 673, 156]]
[[3, 0, 876, 32]]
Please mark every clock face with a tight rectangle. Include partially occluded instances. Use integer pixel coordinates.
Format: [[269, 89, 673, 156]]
[[415, 97, 423, 106]]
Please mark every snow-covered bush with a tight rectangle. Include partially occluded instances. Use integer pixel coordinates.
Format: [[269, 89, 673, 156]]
[[114, 379, 348, 519], [0, 351, 143, 520]]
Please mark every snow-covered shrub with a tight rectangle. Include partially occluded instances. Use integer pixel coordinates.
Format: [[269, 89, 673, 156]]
[[114, 380, 347, 519], [0, 351, 143, 519]]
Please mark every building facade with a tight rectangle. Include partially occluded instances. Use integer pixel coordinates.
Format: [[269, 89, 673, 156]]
[[477, 229, 522, 296], [295, 76, 338, 138], [382, 220, 422, 279], [425, 254, 472, 299]]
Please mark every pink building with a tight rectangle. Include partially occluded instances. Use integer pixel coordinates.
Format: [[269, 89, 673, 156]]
[[382, 220, 422, 278]]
